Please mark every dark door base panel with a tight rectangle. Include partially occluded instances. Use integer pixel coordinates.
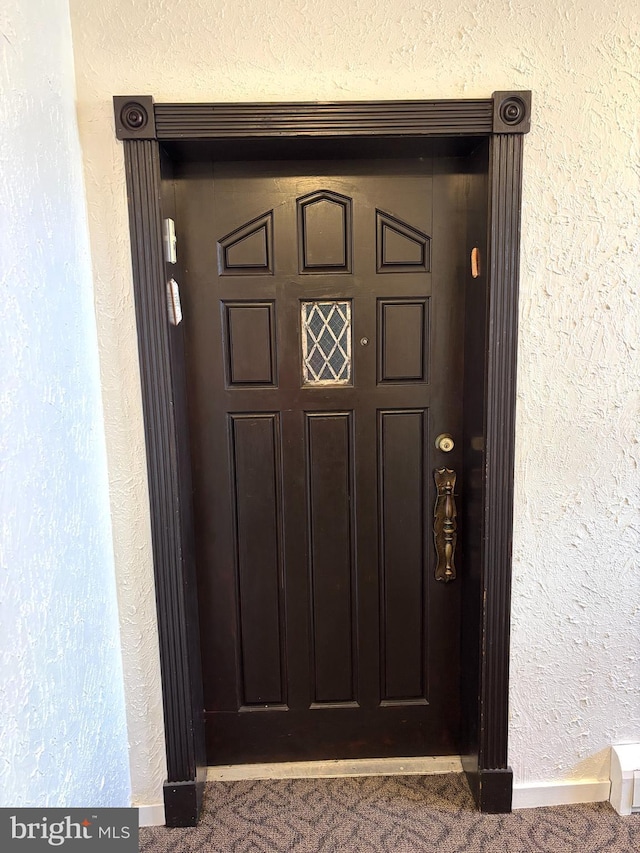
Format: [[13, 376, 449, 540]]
[[207, 706, 459, 765]]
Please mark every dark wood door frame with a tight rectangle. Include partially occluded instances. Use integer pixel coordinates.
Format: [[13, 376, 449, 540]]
[[114, 92, 531, 826]]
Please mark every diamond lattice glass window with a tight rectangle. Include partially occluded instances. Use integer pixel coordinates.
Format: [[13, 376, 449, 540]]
[[301, 301, 352, 385]]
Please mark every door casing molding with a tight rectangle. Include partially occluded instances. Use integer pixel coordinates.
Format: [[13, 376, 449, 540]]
[[115, 92, 531, 826]]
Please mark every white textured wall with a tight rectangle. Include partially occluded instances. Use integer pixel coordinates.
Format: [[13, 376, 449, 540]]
[[0, 0, 130, 806], [69, 0, 639, 803]]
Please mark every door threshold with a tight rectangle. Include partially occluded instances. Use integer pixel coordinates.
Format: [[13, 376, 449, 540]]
[[207, 755, 462, 782]]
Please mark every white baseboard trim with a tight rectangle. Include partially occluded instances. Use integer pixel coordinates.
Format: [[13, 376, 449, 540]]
[[135, 803, 165, 827], [208, 755, 462, 782], [512, 779, 611, 810]]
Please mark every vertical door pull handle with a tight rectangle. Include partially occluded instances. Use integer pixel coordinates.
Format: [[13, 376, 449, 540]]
[[434, 467, 457, 582]]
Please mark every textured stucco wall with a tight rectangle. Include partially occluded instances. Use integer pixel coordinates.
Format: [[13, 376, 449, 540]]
[[69, 0, 639, 804], [0, 0, 130, 807]]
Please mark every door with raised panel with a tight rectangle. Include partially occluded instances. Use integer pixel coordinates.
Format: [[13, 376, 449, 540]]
[[174, 156, 463, 764]]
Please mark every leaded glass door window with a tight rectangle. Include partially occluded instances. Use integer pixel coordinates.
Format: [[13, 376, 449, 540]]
[[301, 300, 352, 385]]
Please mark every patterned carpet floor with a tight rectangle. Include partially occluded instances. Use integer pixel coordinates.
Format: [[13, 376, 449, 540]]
[[140, 773, 640, 852]]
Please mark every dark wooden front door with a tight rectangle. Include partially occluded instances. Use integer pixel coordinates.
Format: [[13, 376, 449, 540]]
[[175, 156, 463, 764]]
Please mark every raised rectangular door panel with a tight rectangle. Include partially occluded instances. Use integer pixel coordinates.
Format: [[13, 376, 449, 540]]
[[378, 298, 430, 383], [379, 408, 428, 703], [223, 301, 277, 386], [174, 156, 463, 763], [229, 413, 285, 707], [306, 412, 356, 705]]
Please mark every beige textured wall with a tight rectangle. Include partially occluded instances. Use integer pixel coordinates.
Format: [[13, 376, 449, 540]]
[[69, 0, 640, 806]]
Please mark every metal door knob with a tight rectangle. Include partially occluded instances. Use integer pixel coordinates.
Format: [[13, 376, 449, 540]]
[[435, 433, 455, 452]]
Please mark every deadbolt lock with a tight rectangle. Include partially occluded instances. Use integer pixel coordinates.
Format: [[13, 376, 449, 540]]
[[435, 433, 455, 452]]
